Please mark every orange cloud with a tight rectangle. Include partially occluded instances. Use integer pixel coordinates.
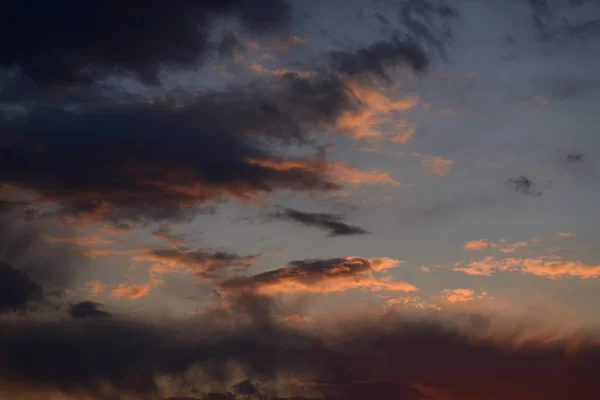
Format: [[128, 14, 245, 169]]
[[80, 248, 139, 257], [418, 266, 430, 273], [81, 281, 107, 297], [329, 162, 400, 185], [556, 232, 578, 238], [111, 277, 161, 300], [280, 314, 311, 323], [132, 248, 258, 278], [334, 80, 419, 140], [369, 257, 403, 271], [245, 157, 400, 186], [219, 256, 417, 295], [390, 121, 416, 144], [441, 288, 475, 303], [463, 239, 494, 251], [45, 234, 114, 246], [452, 255, 600, 279], [278, 69, 314, 78], [451, 256, 521, 276], [420, 156, 454, 176], [520, 258, 600, 280], [249, 63, 269, 74], [499, 241, 528, 253], [387, 296, 441, 311]]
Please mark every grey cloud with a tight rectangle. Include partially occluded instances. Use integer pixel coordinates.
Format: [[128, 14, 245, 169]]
[[69, 301, 112, 319], [0, 262, 42, 313], [268, 208, 371, 237]]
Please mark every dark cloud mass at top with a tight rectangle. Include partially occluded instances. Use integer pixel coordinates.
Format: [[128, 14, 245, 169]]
[[0, 0, 292, 87], [0, 32, 438, 223]]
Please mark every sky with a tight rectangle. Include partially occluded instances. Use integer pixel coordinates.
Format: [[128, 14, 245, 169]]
[[1, 0, 600, 399]]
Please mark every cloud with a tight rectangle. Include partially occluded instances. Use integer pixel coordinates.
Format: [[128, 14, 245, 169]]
[[462, 239, 527, 253], [387, 296, 441, 311], [420, 156, 454, 176], [498, 241, 528, 253], [245, 156, 401, 186], [566, 153, 585, 163], [556, 232, 578, 238], [81, 281, 107, 297], [111, 278, 162, 300], [151, 230, 187, 246], [328, 36, 429, 78], [0, 0, 292, 87], [219, 256, 413, 294], [68, 301, 112, 319], [133, 248, 258, 279], [390, 121, 417, 144], [441, 288, 476, 303], [452, 255, 600, 279], [1, 47, 415, 224], [507, 176, 544, 197], [0, 262, 42, 313], [1, 302, 600, 400], [44, 234, 115, 246], [267, 208, 370, 237], [462, 239, 494, 251], [332, 79, 420, 140], [0, 214, 83, 291]]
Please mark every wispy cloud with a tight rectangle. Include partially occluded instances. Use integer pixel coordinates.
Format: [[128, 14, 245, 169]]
[[268, 207, 371, 237]]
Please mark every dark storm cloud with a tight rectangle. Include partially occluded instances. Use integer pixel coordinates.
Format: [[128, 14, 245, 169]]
[[0, 31, 437, 224], [68, 301, 112, 319], [1, 300, 600, 400], [0, 0, 292, 87], [268, 208, 370, 237], [0, 77, 347, 223], [0, 262, 42, 313]]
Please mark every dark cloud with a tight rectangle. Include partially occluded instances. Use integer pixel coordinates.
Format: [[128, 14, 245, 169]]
[[69, 301, 112, 319], [218, 31, 247, 60], [0, 262, 42, 313], [0, 80, 345, 223], [507, 176, 544, 197], [0, 214, 83, 291], [567, 152, 586, 163], [1, 301, 600, 400], [268, 208, 370, 237], [527, 0, 600, 41], [0, 34, 431, 224], [0, 0, 292, 87], [328, 36, 429, 78]]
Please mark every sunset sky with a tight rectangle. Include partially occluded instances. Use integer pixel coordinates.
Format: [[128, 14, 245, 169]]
[[1, 1, 600, 399]]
